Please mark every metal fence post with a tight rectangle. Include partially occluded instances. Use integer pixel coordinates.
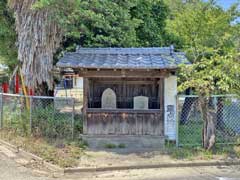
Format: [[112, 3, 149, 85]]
[[53, 97, 55, 124], [0, 93, 3, 129], [71, 98, 75, 139], [29, 96, 32, 134], [176, 95, 179, 147]]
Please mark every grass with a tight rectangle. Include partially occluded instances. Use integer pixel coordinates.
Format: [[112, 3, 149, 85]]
[[104, 143, 126, 149], [179, 121, 203, 146], [105, 143, 117, 149], [0, 129, 85, 168], [2, 102, 83, 139], [0, 100, 85, 168], [166, 144, 240, 161], [118, 143, 126, 148], [179, 119, 240, 146]]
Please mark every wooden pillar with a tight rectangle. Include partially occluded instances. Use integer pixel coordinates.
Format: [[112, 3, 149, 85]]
[[158, 78, 164, 109], [83, 77, 89, 134], [158, 78, 164, 135]]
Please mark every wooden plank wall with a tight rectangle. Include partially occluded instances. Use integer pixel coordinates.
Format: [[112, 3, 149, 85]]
[[86, 111, 163, 136], [88, 78, 162, 109], [83, 76, 165, 136]]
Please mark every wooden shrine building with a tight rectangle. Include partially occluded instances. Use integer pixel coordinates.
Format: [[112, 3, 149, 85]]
[[57, 47, 189, 148]]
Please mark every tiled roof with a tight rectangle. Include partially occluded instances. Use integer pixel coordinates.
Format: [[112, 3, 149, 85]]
[[56, 47, 189, 69]]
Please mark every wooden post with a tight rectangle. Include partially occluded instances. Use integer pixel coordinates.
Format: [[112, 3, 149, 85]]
[[29, 96, 33, 134], [72, 98, 75, 139], [0, 93, 3, 129], [158, 78, 164, 135], [83, 77, 89, 134]]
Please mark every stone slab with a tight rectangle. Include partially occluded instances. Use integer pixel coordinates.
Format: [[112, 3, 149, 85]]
[[80, 135, 165, 149], [134, 96, 149, 109]]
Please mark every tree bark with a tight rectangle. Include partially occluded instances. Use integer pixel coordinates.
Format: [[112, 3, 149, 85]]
[[199, 96, 216, 150], [9, 0, 63, 95]]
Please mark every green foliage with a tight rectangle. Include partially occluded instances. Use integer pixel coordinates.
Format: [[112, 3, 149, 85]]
[[3, 100, 79, 139], [104, 143, 117, 149], [0, 130, 84, 168], [178, 52, 240, 96], [0, 0, 17, 71], [166, 1, 240, 96], [118, 143, 126, 148], [3, 105, 31, 136], [179, 121, 203, 146], [166, 0, 239, 62], [74, 114, 83, 135], [34, 0, 140, 48], [131, 0, 170, 46], [31, 104, 73, 139], [34, 0, 173, 51], [2, 0, 176, 70], [168, 145, 240, 160]]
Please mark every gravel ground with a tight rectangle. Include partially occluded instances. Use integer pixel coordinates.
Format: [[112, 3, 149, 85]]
[[0, 149, 240, 180], [65, 166, 240, 180], [78, 148, 229, 168], [0, 153, 55, 180]]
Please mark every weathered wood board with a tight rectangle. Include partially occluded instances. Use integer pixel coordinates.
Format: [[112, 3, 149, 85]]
[[86, 110, 163, 136]]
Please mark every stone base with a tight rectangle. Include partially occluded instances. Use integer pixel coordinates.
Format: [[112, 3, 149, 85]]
[[80, 134, 165, 149]]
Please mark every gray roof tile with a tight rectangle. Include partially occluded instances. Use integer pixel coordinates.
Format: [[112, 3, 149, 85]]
[[57, 47, 189, 69]]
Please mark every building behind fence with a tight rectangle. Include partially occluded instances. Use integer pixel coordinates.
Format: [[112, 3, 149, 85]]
[[0, 93, 82, 140], [177, 95, 240, 147]]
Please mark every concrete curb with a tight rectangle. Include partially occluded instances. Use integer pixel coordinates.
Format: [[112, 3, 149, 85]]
[[64, 160, 240, 173], [1, 139, 240, 174], [0, 139, 64, 174]]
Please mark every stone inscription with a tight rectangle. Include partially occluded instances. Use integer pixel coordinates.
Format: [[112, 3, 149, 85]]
[[166, 105, 175, 132]]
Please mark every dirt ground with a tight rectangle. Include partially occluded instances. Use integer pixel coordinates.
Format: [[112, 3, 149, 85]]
[[1, 150, 240, 180], [77, 148, 230, 168], [1, 143, 240, 180], [66, 166, 240, 180]]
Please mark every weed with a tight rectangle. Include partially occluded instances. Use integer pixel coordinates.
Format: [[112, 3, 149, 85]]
[[105, 143, 117, 149], [0, 130, 84, 168], [167, 144, 240, 161], [118, 143, 126, 148]]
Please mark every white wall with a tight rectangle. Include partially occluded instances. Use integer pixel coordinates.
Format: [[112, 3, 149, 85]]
[[164, 75, 177, 140], [73, 77, 83, 89]]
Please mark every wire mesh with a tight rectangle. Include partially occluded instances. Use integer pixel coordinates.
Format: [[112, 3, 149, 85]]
[[177, 95, 240, 146], [1, 94, 30, 136], [0, 93, 79, 140]]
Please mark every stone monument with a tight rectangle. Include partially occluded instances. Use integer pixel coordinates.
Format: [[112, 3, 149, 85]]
[[101, 88, 117, 109]]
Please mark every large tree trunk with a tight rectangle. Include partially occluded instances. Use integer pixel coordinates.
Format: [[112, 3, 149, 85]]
[[8, 0, 62, 95], [199, 96, 216, 150]]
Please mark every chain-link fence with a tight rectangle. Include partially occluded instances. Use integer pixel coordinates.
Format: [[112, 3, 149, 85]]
[[177, 95, 240, 147], [54, 88, 83, 114], [0, 93, 82, 140]]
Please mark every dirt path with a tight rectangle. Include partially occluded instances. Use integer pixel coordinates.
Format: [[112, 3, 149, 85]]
[[0, 145, 240, 180], [65, 166, 240, 180], [77, 148, 231, 168], [0, 153, 56, 180]]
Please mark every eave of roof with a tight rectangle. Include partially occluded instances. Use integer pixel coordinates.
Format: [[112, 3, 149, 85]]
[[56, 47, 190, 70]]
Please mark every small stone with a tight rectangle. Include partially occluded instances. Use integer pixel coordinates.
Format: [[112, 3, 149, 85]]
[[15, 158, 29, 165]]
